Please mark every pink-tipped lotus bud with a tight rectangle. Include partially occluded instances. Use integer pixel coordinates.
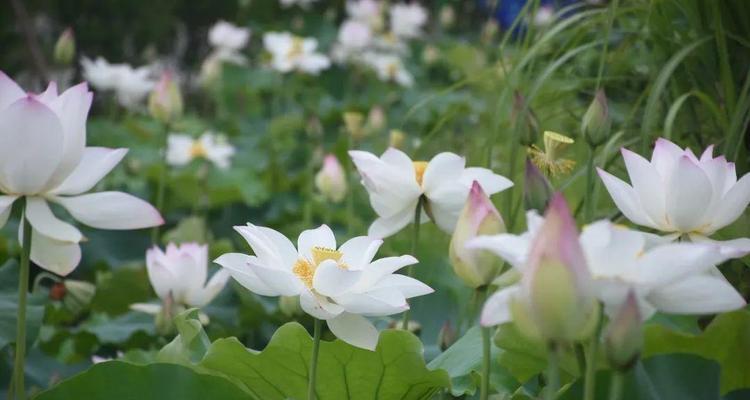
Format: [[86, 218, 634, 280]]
[[54, 28, 75, 66], [604, 290, 643, 371], [582, 89, 611, 148], [315, 154, 347, 203], [524, 158, 553, 212], [450, 181, 506, 288], [148, 72, 183, 124]]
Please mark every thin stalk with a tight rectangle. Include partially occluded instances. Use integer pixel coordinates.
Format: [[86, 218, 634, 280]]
[[584, 324, 603, 400], [151, 122, 170, 243], [345, 134, 356, 235], [307, 318, 323, 400], [575, 343, 587, 377], [479, 286, 492, 400], [595, 0, 620, 89], [13, 197, 32, 400], [401, 197, 423, 330], [546, 343, 560, 400], [583, 145, 598, 221], [608, 371, 625, 400]]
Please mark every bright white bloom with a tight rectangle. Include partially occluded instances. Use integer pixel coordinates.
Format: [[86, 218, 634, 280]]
[[280, 0, 319, 8], [0, 72, 163, 275], [598, 138, 750, 255], [347, 0, 383, 29], [331, 20, 373, 64], [470, 204, 746, 326], [166, 131, 235, 169], [532, 5, 555, 26], [215, 224, 433, 350], [315, 154, 347, 203], [80, 57, 155, 108], [264, 32, 331, 75], [131, 243, 230, 317], [390, 3, 428, 39], [363, 52, 413, 87], [349, 148, 513, 238], [209, 21, 250, 52]]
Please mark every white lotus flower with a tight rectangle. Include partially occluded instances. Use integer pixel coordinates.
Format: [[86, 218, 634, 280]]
[[390, 3, 427, 39], [264, 32, 331, 75], [598, 138, 750, 255], [131, 243, 230, 317], [362, 52, 413, 87], [0, 72, 163, 275], [209, 21, 250, 52], [470, 202, 745, 326], [80, 57, 155, 109], [349, 148, 513, 238], [346, 0, 383, 29], [166, 131, 235, 169], [215, 224, 433, 350]]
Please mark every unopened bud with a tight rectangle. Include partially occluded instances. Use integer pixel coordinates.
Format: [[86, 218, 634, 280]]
[[437, 321, 456, 351], [439, 6, 456, 28], [450, 182, 506, 288], [314, 154, 347, 203], [148, 72, 183, 124], [604, 290, 642, 371], [389, 129, 406, 148], [367, 106, 386, 131], [63, 279, 96, 315], [512, 91, 539, 146], [524, 158, 552, 212], [343, 111, 365, 140], [582, 89, 611, 148], [53, 28, 75, 66]]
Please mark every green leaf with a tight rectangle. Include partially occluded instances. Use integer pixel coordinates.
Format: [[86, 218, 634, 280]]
[[0, 260, 46, 350], [199, 322, 450, 400], [428, 326, 519, 396], [643, 309, 750, 394], [90, 266, 152, 316], [33, 361, 250, 400], [162, 216, 208, 244], [79, 311, 155, 344], [157, 309, 211, 364]]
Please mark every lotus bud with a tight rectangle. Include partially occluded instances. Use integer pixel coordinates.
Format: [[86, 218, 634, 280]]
[[450, 182, 506, 288], [524, 158, 553, 212], [582, 89, 611, 148], [53, 28, 75, 66], [421, 45, 439, 65], [63, 279, 96, 315], [481, 21, 499, 45], [437, 320, 456, 351], [604, 290, 643, 371], [439, 6, 456, 28], [343, 111, 365, 140], [367, 106, 386, 131], [389, 129, 406, 149], [314, 154, 347, 203], [148, 72, 183, 124], [279, 295, 303, 317], [514, 193, 598, 343], [512, 91, 539, 146]]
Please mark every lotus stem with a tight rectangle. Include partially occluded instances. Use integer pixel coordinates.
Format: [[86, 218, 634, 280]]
[[584, 145, 597, 221], [13, 197, 32, 400], [307, 318, 323, 400], [608, 371, 625, 400], [546, 342, 560, 400], [151, 122, 169, 243], [479, 286, 491, 400]]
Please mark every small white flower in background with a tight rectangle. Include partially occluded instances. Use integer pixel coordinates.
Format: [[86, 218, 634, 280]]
[[280, 0, 319, 8], [0, 72, 163, 275], [363, 52, 414, 87], [215, 224, 433, 350], [349, 148, 513, 238], [598, 138, 750, 255], [209, 20, 250, 52], [390, 2, 428, 39], [346, 0, 383, 30], [469, 200, 746, 327], [80, 57, 155, 109], [331, 20, 373, 64], [263, 32, 331, 75], [166, 131, 235, 169], [131, 243, 231, 321], [91, 352, 123, 364], [532, 5, 555, 27], [315, 154, 348, 203]]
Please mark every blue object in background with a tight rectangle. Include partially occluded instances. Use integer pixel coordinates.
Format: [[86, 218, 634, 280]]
[[478, 0, 585, 31]]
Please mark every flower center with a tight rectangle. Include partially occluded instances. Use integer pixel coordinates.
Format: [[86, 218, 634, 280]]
[[189, 141, 208, 158], [293, 247, 347, 288], [413, 161, 428, 186], [386, 62, 399, 79], [287, 37, 305, 60]]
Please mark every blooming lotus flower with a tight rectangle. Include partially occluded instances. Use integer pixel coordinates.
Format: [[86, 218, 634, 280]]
[[264, 32, 331, 75], [0, 72, 163, 275], [209, 21, 250, 52], [331, 19, 373, 63], [80, 57, 155, 108], [131, 243, 230, 319], [362, 52, 414, 87], [598, 138, 750, 255], [349, 148, 513, 238], [166, 131, 235, 169], [215, 224, 433, 350], [390, 3, 427, 39], [470, 203, 745, 325], [315, 154, 347, 203], [449, 182, 506, 288], [347, 0, 383, 30]]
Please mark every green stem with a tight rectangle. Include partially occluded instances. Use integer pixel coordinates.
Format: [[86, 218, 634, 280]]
[[584, 338, 600, 400], [595, 0, 619, 89], [608, 371, 624, 400], [13, 197, 32, 400], [575, 343, 587, 376], [584, 145, 598, 221], [479, 286, 491, 400], [151, 123, 170, 244], [401, 197, 423, 330], [345, 135, 356, 235], [546, 343, 560, 400], [307, 318, 323, 400]]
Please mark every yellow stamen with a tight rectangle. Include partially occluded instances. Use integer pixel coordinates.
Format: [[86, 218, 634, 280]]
[[413, 161, 428, 186], [311, 246, 343, 265], [287, 37, 305, 60], [292, 259, 315, 288], [189, 141, 207, 158], [386, 62, 399, 79], [294, 247, 348, 289]]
